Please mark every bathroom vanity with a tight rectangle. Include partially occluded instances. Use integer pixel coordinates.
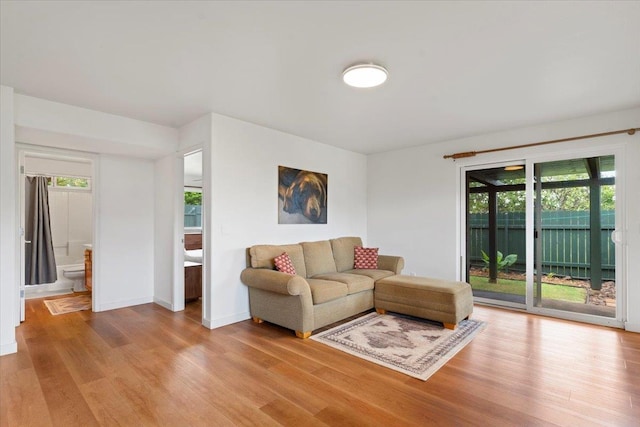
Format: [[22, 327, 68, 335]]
[[184, 261, 202, 301], [84, 247, 92, 291], [184, 233, 202, 302]]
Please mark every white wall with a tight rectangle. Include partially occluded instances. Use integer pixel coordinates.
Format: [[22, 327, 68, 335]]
[[0, 86, 17, 355], [202, 113, 368, 328], [14, 94, 178, 158], [368, 107, 640, 331], [95, 155, 155, 311], [48, 190, 93, 264], [0, 89, 179, 355], [153, 153, 184, 311]]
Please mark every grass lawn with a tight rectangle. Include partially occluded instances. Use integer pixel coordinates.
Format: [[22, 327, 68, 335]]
[[469, 275, 587, 303]]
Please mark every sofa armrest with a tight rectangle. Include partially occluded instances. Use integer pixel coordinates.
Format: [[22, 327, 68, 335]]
[[240, 268, 310, 296], [378, 255, 405, 274]]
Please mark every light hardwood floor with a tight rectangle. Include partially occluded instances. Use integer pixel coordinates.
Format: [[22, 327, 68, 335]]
[[1, 297, 639, 426]]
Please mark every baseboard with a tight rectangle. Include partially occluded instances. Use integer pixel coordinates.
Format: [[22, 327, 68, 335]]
[[95, 296, 154, 312], [203, 311, 251, 330], [624, 321, 640, 333], [153, 297, 173, 311], [1, 340, 18, 356]]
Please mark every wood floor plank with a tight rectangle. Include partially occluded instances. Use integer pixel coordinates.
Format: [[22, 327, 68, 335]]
[[54, 336, 106, 385], [0, 368, 53, 427], [3, 297, 640, 426], [85, 316, 131, 348], [25, 335, 99, 426], [260, 398, 328, 426]]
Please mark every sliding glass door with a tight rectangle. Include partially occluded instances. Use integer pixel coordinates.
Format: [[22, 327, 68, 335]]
[[465, 164, 527, 307], [533, 156, 616, 319], [463, 152, 622, 326]]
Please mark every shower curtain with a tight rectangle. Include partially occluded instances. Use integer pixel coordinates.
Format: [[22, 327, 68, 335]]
[[25, 176, 57, 285]]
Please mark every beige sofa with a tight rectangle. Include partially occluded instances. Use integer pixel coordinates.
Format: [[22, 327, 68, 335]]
[[240, 236, 404, 338]]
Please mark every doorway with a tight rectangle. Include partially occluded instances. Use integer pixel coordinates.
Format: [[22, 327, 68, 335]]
[[465, 163, 526, 307], [463, 152, 623, 327], [19, 148, 95, 321], [183, 150, 203, 321], [532, 156, 616, 318]]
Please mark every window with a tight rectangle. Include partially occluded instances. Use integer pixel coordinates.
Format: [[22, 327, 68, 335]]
[[184, 188, 202, 229], [46, 175, 91, 190]]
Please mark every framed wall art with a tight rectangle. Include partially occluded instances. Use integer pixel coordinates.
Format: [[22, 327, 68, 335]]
[[278, 166, 327, 224]]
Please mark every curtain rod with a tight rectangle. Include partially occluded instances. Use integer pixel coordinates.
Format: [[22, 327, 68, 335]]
[[443, 127, 639, 160]]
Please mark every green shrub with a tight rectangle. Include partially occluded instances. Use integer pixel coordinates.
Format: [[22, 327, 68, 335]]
[[481, 250, 518, 271]]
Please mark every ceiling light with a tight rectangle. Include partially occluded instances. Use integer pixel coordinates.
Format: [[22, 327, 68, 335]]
[[504, 165, 524, 171], [343, 64, 388, 88]]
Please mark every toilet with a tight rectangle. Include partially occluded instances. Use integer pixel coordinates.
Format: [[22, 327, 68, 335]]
[[63, 265, 86, 292]]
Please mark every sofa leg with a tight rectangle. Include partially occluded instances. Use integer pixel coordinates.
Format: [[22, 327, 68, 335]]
[[252, 316, 264, 324], [295, 331, 311, 339], [443, 322, 457, 330], [375, 308, 387, 315]]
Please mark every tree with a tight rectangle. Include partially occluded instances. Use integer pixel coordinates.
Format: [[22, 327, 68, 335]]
[[184, 191, 201, 205], [468, 182, 615, 213]]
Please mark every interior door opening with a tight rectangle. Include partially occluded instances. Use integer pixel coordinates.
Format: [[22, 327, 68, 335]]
[[183, 150, 203, 321], [19, 149, 95, 321]]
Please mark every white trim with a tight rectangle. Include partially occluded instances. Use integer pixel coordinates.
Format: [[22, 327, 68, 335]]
[[204, 311, 251, 330], [0, 341, 18, 356], [625, 322, 640, 333], [173, 152, 186, 313], [16, 144, 98, 319], [96, 296, 154, 312], [153, 297, 174, 311], [18, 150, 26, 323]]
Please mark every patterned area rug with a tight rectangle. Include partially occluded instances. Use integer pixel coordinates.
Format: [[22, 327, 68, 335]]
[[44, 295, 91, 316], [311, 312, 486, 381]]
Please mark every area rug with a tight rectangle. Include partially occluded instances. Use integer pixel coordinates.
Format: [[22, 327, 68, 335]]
[[44, 295, 91, 316], [311, 312, 486, 381]]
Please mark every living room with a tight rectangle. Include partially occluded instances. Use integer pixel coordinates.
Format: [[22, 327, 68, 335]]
[[1, 2, 639, 424]]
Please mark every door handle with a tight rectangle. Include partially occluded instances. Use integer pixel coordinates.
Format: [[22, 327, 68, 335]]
[[25, 240, 31, 244], [610, 230, 623, 244]]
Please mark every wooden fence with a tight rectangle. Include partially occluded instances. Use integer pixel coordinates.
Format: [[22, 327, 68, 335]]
[[468, 211, 615, 280], [184, 205, 202, 228]]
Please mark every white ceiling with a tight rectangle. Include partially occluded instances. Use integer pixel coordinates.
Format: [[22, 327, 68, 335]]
[[2, 1, 639, 154]]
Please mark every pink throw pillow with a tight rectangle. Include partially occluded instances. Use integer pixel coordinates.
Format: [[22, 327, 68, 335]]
[[354, 246, 379, 269], [274, 252, 296, 275]]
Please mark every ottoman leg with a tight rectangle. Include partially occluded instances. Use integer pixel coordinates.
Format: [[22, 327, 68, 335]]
[[376, 308, 387, 315], [443, 322, 457, 330]]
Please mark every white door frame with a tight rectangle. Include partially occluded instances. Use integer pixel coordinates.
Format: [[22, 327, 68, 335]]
[[16, 144, 98, 320], [524, 146, 625, 328], [174, 147, 204, 325], [459, 159, 527, 311]]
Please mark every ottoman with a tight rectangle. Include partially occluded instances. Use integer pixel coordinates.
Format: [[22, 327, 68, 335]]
[[374, 275, 473, 330]]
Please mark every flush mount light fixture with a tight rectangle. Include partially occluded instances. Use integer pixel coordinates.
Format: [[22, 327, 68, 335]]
[[343, 63, 388, 88], [504, 165, 524, 171]]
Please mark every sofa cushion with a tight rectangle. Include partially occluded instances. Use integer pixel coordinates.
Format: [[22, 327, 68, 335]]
[[313, 272, 374, 295], [330, 236, 363, 272], [249, 244, 307, 278], [301, 240, 337, 277], [354, 246, 379, 269], [306, 279, 348, 304], [274, 252, 296, 275], [344, 269, 396, 281]]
